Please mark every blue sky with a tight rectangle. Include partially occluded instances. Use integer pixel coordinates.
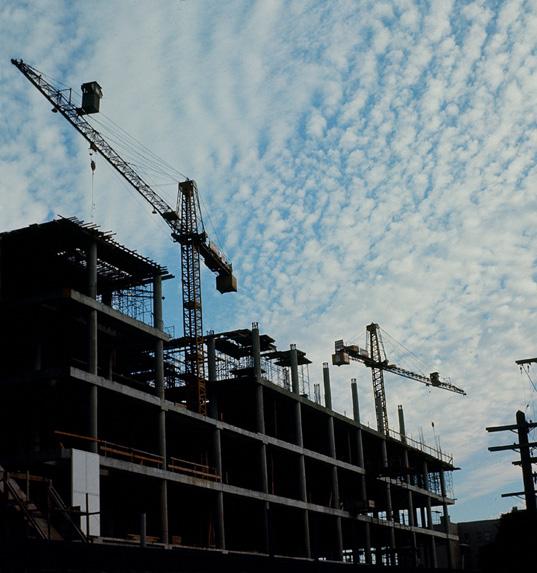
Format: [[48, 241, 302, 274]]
[[2, 0, 537, 523]]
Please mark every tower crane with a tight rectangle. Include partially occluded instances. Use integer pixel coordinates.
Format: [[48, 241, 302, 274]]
[[11, 59, 237, 415], [332, 322, 465, 434]]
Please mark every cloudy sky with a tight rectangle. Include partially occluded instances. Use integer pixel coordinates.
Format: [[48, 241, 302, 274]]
[[2, 0, 537, 523]]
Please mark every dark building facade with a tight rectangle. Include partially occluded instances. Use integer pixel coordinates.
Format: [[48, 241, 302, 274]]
[[0, 218, 458, 569]]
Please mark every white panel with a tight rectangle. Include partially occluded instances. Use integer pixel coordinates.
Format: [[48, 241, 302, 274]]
[[71, 449, 100, 537]]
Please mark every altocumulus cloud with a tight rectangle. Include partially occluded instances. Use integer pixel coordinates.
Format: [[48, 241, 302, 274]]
[[1, 0, 537, 522]]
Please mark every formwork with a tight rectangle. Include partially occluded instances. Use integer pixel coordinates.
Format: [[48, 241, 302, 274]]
[[0, 218, 458, 570]]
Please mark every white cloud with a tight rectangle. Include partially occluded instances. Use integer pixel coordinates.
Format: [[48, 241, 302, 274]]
[[2, 0, 537, 524]]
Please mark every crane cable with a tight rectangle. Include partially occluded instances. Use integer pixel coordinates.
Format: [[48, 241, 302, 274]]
[[89, 145, 96, 220]]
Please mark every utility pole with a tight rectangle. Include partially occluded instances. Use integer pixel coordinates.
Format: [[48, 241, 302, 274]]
[[487, 410, 537, 515]]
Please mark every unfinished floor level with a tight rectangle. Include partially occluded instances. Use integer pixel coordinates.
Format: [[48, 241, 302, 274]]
[[0, 218, 458, 569]]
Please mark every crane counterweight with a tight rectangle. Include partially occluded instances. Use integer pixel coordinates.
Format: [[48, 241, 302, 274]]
[[80, 81, 103, 115]]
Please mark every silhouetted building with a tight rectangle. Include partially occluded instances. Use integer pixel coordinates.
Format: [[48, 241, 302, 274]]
[[0, 218, 459, 570]]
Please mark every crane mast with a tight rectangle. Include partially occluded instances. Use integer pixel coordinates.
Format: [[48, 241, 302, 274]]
[[367, 323, 389, 434], [12, 59, 237, 415], [333, 322, 465, 434]]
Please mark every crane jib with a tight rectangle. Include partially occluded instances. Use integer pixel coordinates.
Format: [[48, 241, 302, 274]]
[[12, 58, 238, 414]]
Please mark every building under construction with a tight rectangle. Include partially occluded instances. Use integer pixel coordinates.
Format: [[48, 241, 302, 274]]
[[0, 218, 458, 571]]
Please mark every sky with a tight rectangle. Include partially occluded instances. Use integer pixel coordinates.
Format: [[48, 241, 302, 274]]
[[2, 0, 537, 524]]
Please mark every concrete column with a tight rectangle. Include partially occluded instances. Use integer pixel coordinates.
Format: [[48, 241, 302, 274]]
[[212, 428, 225, 549], [328, 417, 336, 459], [260, 443, 269, 494], [381, 438, 395, 561], [158, 409, 166, 467], [290, 344, 299, 395], [259, 442, 270, 553], [88, 385, 98, 454], [254, 327, 266, 434], [351, 379, 360, 423], [207, 335, 217, 382], [153, 274, 165, 399], [302, 509, 311, 558], [207, 335, 219, 420], [86, 242, 98, 454], [422, 460, 437, 567], [216, 492, 225, 550], [402, 448, 418, 565], [398, 405, 407, 443], [152, 273, 168, 544], [289, 343, 309, 557], [323, 363, 332, 409], [381, 439, 389, 469], [256, 385, 265, 435], [252, 322, 262, 379], [160, 480, 169, 545], [364, 522, 372, 564], [327, 414, 342, 557], [87, 241, 97, 300], [439, 469, 453, 569], [335, 516, 343, 561], [88, 310, 98, 375]]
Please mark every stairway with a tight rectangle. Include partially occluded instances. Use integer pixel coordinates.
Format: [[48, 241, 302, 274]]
[[0, 466, 63, 540]]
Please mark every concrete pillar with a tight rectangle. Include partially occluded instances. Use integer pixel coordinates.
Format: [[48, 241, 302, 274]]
[[439, 469, 453, 569], [256, 385, 265, 435], [86, 241, 98, 454], [381, 439, 389, 469], [216, 492, 225, 550], [88, 310, 98, 375], [253, 327, 266, 435], [260, 443, 269, 494], [364, 522, 372, 564], [290, 344, 299, 395], [207, 334, 219, 419], [87, 241, 97, 300], [212, 428, 225, 549], [328, 417, 336, 459], [158, 409, 166, 468], [153, 275, 165, 399], [335, 516, 343, 561], [266, 504, 274, 557], [398, 405, 407, 443], [302, 509, 311, 558], [140, 512, 147, 547], [252, 322, 262, 379], [259, 443, 270, 553], [88, 385, 98, 454], [323, 363, 332, 409], [402, 447, 418, 565], [351, 379, 360, 423], [381, 438, 395, 560], [160, 480, 168, 545], [153, 273, 168, 542], [207, 335, 217, 382], [422, 460, 437, 567]]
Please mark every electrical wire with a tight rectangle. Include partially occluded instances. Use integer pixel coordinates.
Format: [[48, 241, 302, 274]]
[[519, 363, 537, 423]]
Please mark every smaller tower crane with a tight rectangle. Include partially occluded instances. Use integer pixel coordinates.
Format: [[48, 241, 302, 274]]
[[332, 323, 465, 434], [12, 59, 237, 415]]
